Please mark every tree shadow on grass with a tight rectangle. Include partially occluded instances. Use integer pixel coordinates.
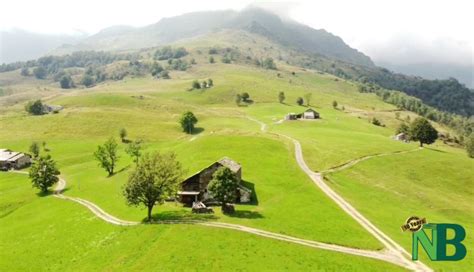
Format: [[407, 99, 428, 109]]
[[424, 147, 447, 153], [144, 210, 219, 223], [36, 191, 52, 197], [108, 165, 131, 177], [191, 127, 205, 135], [226, 210, 264, 219]]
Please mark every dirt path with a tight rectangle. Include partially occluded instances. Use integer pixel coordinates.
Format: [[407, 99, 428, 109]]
[[244, 117, 431, 272], [321, 148, 422, 174], [9, 117, 431, 271], [10, 170, 416, 269]]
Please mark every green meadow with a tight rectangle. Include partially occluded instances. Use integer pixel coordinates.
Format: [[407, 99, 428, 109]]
[[326, 147, 474, 271], [1, 58, 471, 271], [0, 173, 405, 271]]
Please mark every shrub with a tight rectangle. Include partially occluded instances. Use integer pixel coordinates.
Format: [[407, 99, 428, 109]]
[[25, 100, 44, 115], [296, 97, 304, 106]]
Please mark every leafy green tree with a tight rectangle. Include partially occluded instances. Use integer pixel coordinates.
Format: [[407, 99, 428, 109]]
[[20, 67, 30, 76], [296, 97, 304, 106], [207, 78, 213, 87], [29, 155, 60, 193], [241, 92, 250, 102], [278, 91, 285, 103], [192, 80, 201, 89], [59, 75, 73, 89], [466, 134, 474, 158], [208, 167, 239, 214], [25, 100, 44, 115], [235, 94, 242, 106], [94, 137, 119, 176], [221, 55, 231, 64], [29, 142, 40, 158], [119, 128, 127, 142], [371, 117, 382, 126], [201, 81, 207, 89], [81, 75, 94, 87], [332, 100, 338, 109], [180, 111, 198, 134], [397, 123, 410, 134], [126, 139, 143, 164], [173, 47, 188, 58], [304, 93, 312, 106], [123, 152, 183, 221], [150, 62, 164, 77], [209, 56, 215, 63], [33, 67, 47, 79], [409, 117, 438, 147], [262, 58, 276, 69]]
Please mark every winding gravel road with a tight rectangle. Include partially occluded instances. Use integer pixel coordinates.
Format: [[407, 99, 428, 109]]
[[9, 116, 431, 271]]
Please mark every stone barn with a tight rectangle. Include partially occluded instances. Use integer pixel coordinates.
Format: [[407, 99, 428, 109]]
[[285, 108, 320, 120], [178, 157, 251, 205], [0, 149, 31, 170], [302, 108, 320, 119]]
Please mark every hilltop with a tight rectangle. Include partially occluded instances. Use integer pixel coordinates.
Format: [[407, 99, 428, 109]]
[[53, 8, 373, 67], [2, 8, 472, 117]]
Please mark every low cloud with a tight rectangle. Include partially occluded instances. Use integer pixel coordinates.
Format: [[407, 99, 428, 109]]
[[358, 34, 473, 67]]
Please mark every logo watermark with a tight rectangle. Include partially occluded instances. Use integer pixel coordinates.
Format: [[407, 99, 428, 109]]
[[402, 216, 467, 261]]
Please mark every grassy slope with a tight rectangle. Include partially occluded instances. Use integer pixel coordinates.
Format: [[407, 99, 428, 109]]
[[0, 44, 470, 270], [0, 173, 405, 272], [326, 147, 474, 271]]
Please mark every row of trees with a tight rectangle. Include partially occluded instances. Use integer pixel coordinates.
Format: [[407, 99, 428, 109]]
[[154, 46, 188, 60], [359, 84, 474, 139]]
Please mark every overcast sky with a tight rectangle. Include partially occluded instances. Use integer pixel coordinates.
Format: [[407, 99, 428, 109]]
[[1, 0, 473, 66]]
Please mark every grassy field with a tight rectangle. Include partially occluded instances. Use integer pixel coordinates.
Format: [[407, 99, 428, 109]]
[[326, 147, 474, 271], [0, 55, 470, 271], [0, 172, 406, 271]]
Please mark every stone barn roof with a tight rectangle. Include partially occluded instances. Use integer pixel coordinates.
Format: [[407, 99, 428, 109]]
[[218, 157, 241, 173]]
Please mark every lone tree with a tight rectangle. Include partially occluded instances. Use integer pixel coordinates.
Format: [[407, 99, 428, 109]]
[[192, 80, 201, 89], [207, 78, 213, 87], [409, 117, 438, 147], [296, 97, 304, 106], [241, 92, 250, 102], [209, 56, 215, 63], [119, 128, 127, 142], [123, 152, 183, 221], [25, 100, 44, 115], [29, 142, 40, 158], [180, 111, 198, 134], [29, 155, 60, 193], [208, 167, 239, 214], [126, 139, 143, 164], [465, 134, 474, 158], [332, 100, 338, 109], [94, 137, 119, 176], [278, 91, 285, 103]]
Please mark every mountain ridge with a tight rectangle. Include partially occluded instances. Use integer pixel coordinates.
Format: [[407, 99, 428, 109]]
[[52, 8, 373, 67]]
